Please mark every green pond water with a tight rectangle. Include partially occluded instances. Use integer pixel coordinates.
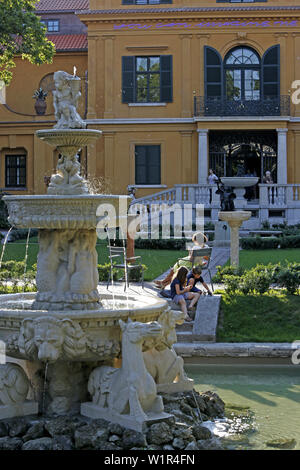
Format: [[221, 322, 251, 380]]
[[185, 364, 300, 450]]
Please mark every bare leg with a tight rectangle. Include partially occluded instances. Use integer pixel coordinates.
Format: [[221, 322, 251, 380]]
[[178, 298, 192, 322], [154, 268, 174, 289], [187, 292, 200, 309]]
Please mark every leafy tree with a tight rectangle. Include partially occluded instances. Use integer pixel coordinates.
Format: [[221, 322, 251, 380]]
[[0, 0, 55, 85]]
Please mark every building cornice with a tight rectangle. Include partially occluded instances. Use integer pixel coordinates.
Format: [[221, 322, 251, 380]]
[[86, 117, 291, 125], [77, 6, 300, 16]]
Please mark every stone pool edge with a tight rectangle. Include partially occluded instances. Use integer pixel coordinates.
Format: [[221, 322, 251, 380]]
[[174, 342, 298, 362]]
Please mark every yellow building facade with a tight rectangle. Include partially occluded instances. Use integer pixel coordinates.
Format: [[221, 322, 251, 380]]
[[80, 0, 300, 200], [0, 0, 300, 206]]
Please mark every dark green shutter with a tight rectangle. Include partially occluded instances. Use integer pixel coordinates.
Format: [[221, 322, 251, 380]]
[[204, 46, 223, 99], [262, 45, 280, 99], [122, 56, 135, 103], [160, 55, 172, 102]]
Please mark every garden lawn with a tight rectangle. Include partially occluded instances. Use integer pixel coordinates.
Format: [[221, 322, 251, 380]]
[[237, 249, 300, 269], [217, 289, 300, 343], [1, 237, 184, 281]]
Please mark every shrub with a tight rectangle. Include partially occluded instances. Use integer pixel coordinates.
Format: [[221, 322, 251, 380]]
[[0, 270, 10, 281], [275, 268, 300, 295], [135, 238, 186, 250], [223, 275, 240, 295], [8, 229, 38, 242], [97, 263, 117, 282], [239, 266, 272, 295], [97, 263, 147, 282], [213, 265, 245, 283], [221, 262, 300, 296]]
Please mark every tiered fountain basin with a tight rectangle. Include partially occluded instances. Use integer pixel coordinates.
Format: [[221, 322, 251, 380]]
[[0, 292, 169, 364], [3, 194, 129, 230], [221, 176, 259, 208], [220, 177, 259, 188]]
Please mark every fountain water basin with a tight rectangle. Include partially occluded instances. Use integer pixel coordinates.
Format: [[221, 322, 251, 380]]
[[221, 177, 259, 208]]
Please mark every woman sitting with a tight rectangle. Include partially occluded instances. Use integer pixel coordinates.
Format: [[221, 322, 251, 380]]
[[170, 266, 200, 322], [154, 232, 209, 290]]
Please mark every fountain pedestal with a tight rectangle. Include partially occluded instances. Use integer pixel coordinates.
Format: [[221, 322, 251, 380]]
[[218, 211, 251, 266]]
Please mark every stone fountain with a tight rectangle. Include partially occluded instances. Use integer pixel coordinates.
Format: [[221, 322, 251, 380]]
[[0, 71, 191, 430], [216, 177, 252, 266]]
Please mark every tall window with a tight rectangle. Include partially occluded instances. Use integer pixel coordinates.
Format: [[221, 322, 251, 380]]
[[5, 155, 26, 188], [135, 145, 161, 185], [122, 55, 172, 103], [224, 47, 260, 101], [136, 57, 160, 102]]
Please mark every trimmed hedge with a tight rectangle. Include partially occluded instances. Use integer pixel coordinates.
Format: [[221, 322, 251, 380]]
[[240, 235, 300, 250], [8, 229, 38, 242]]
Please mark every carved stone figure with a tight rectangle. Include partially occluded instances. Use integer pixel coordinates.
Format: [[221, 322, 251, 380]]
[[85, 319, 165, 423], [143, 309, 194, 392], [53, 71, 86, 130], [18, 316, 87, 362], [216, 181, 236, 212], [33, 229, 100, 310], [68, 230, 99, 295], [35, 230, 60, 294], [0, 364, 29, 405]]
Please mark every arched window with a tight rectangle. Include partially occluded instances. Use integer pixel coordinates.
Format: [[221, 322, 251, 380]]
[[224, 47, 260, 101]]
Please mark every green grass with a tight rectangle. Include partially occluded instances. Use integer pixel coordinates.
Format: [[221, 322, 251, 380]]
[[1, 237, 184, 281], [237, 249, 300, 269], [217, 289, 300, 343]]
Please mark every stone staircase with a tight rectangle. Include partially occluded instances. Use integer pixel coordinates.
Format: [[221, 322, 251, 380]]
[[175, 295, 221, 343]]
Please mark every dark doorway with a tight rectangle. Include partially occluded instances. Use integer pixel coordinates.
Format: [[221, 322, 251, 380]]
[[209, 130, 277, 183]]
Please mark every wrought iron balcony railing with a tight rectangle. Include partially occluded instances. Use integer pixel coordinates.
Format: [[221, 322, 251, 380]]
[[194, 96, 290, 117]]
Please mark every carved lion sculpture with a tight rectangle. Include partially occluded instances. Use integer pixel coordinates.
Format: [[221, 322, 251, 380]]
[[143, 309, 191, 386], [0, 363, 29, 405], [18, 316, 87, 363]]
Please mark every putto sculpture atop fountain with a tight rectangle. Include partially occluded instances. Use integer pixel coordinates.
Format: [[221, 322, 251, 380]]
[[36, 70, 100, 196], [53, 70, 86, 130]]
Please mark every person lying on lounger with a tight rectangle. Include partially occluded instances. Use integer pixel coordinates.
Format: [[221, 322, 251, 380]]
[[154, 232, 209, 290]]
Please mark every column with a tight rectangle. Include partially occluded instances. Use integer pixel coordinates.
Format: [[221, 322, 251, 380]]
[[180, 35, 192, 118], [180, 131, 193, 184], [104, 131, 115, 184], [197, 129, 209, 184], [276, 128, 288, 184], [87, 36, 98, 119], [103, 35, 115, 119]]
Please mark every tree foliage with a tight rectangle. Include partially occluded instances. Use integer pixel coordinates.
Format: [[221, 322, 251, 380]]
[[0, 0, 55, 85]]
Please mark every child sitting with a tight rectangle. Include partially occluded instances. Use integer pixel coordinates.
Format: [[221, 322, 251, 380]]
[[187, 266, 213, 296], [170, 266, 200, 322]]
